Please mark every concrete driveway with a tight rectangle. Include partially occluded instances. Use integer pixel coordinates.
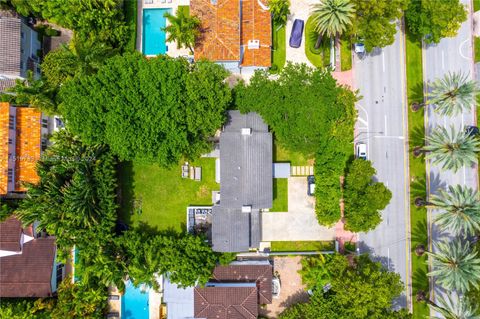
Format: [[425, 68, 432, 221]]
[[285, 0, 315, 66], [261, 177, 335, 241]]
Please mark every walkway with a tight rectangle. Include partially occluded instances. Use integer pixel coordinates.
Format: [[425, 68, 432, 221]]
[[291, 166, 313, 176]]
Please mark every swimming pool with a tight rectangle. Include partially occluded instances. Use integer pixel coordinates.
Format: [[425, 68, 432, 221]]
[[121, 280, 149, 319], [143, 8, 170, 55]]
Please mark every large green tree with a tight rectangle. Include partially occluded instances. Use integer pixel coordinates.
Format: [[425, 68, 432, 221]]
[[269, 0, 290, 26], [343, 159, 392, 232], [280, 254, 410, 319], [422, 125, 480, 172], [163, 8, 201, 54], [405, 0, 467, 44], [235, 63, 357, 226], [311, 0, 355, 39], [60, 53, 232, 166], [426, 293, 480, 319], [351, 0, 407, 52]]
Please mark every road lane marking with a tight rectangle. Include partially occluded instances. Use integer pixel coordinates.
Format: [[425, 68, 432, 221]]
[[374, 135, 405, 139], [358, 117, 368, 126], [459, 38, 470, 60], [382, 51, 386, 72], [384, 115, 388, 135], [441, 51, 445, 69]]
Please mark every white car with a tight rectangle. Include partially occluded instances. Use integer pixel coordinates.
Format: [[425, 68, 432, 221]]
[[356, 143, 367, 160]]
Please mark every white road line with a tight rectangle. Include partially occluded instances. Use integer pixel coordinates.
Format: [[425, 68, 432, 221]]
[[374, 135, 405, 139], [384, 115, 388, 135], [358, 117, 368, 126], [387, 248, 390, 271], [441, 51, 445, 69], [382, 51, 386, 72], [459, 38, 470, 60]]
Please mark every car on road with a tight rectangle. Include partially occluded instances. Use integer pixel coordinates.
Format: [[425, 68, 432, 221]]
[[307, 175, 315, 196], [356, 143, 367, 160], [289, 19, 304, 48], [465, 125, 479, 137]]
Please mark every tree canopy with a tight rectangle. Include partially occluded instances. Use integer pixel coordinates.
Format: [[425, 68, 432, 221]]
[[60, 52, 232, 166], [351, 0, 407, 52], [343, 159, 392, 232], [280, 254, 410, 319], [269, 0, 290, 26], [405, 0, 467, 44]]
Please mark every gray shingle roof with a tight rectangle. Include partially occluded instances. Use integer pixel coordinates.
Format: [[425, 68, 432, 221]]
[[219, 111, 272, 209], [0, 78, 17, 93], [0, 10, 21, 76], [212, 206, 250, 252]]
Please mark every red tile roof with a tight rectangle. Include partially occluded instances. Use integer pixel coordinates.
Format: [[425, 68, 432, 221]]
[[0, 102, 10, 195], [211, 265, 273, 304], [194, 287, 258, 319], [0, 216, 22, 252], [192, 0, 241, 62], [0, 237, 56, 297]]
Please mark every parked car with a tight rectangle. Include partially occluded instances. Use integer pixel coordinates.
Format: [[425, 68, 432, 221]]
[[356, 143, 367, 160], [465, 125, 479, 137], [307, 175, 315, 196], [289, 19, 304, 48]]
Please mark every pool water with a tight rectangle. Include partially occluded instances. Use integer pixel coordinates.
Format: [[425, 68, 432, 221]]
[[143, 8, 170, 55], [122, 281, 149, 319]]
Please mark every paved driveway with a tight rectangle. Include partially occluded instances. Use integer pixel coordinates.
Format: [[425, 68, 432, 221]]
[[285, 0, 315, 65], [261, 177, 335, 241]]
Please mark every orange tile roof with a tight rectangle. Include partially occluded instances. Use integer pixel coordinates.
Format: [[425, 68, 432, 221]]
[[0, 102, 9, 195], [14, 107, 41, 192], [192, 0, 241, 62], [240, 0, 272, 67]]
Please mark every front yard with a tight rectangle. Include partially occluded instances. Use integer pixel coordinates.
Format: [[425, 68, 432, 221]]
[[304, 16, 331, 68], [271, 241, 335, 252], [118, 158, 218, 232], [271, 178, 288, 212]]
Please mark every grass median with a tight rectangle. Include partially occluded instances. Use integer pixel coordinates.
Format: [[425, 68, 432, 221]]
[[405, 28, 429, 318]]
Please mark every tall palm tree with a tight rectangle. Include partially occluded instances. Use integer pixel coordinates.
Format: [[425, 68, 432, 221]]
[[428, 293, 480, 319], [421, 125, 480, 172], [430, 72, 478, 117], [430, 185, 480, 237], [163, 9, 201, 54], [311, 0, 355, 48], [424, 239, 480, 293]]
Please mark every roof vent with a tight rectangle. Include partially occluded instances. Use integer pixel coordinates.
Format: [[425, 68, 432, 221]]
[[241, 128, 252, 135], [211, 0, 217, 4], [242, 205, 252, 213], [247, 40, 260, 49]]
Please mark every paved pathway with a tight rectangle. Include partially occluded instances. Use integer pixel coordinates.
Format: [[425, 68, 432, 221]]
[[285, 0, 314, 66], [291, 166, 314, 176]]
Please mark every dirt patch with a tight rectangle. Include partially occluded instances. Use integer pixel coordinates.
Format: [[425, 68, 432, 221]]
[[196, 185, 209, 198], [260, 256, 309, 318]]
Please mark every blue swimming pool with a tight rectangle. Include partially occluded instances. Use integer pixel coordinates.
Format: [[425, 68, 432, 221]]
[[122, 281, 149, 319], [143, 8, 170, 55]]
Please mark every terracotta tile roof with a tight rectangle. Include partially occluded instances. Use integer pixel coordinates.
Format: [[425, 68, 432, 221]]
[[194, 287, 258, 319], [0, 216, 22, 252], [191, 0, 241, 62], [211, 265, 273, 304], [14, 107, 41, 191], [0, 237, 55, 297], [0, 102, 10, 195], [240, 0, 272, 67]]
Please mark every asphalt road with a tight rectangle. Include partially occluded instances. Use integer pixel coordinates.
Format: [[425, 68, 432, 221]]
[[424, 0, 477, 308], [354, 22, 411, 310]]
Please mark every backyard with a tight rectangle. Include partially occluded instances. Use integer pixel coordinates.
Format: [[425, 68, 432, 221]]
[[273, 142, 313, 166], [118, 158, 218, 232]]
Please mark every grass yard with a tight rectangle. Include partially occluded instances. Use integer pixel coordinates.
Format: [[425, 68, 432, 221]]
[[474, 0, 480, 12], [405, 28, 429, 319], [475, 37, 480, 63], [273, 142, 313, 166], [178, 5, 189, 15], [118, 158, 219, 233], [123, 0, 137, 52], [271, 241, 335, 252], [340, 35, 352, 71], [305, 16, 331, 68], [271, 22, 286, 73], [271, 178, 288, 212]]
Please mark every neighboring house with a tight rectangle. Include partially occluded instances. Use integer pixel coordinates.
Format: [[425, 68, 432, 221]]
[[191, 0, 271, 72], [163, 261, 273, 319], [0, 216, 62, 297], [212, 111, 272, 252], [0, 9, 42, 93], [0, 102, 49, 198]]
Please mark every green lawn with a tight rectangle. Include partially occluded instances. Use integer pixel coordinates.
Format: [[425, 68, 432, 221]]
[[340, 35, 352, 71], [271, 241, 335, 252], [475, 37, 480, 63], [273, 142, 313, 166], [118, 158, 219, 233], [271, 22, 286, 73], [406, 28, 430, 319], [123, 0, 137, 52], [271, 178, 288, 212], [474, 0, 480, 12], [305, 16, 331, 68], [178, 5, 189, 15]]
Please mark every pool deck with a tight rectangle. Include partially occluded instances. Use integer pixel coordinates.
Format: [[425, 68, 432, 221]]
[[108, 286, 122, 317], [137, 0, 191, 58]]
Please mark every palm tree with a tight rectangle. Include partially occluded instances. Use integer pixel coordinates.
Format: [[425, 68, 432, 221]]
[[421, 125, 480, 172], [163, 9, 201, 54], [422, 239, 480, 293], [428, 293, 480, 319], [311, 0, 355, 49], [412, 72, 478, 116], [430, 185, 480, 237]]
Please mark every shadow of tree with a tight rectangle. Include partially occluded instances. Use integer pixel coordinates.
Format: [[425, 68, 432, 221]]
[[412, 266, 429, 293], [117, 161, 134, 225], [411, 218, 428, 246], [410, 125, 426, 149], [410, 175, 427, 201], [279, 289, 310, 308]]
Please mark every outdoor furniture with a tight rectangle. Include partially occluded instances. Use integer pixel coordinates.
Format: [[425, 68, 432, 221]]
[[106, 312, 119, 319], [182, 163, 189, 178], [194, 167, 202, 181], [160, 0, 166, 3], [144, 0, 153, 3], [108, 295, 120, 301], [289, 19, 304, 48]]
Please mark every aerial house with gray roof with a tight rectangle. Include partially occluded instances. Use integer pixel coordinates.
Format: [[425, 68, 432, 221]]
[[212, 111, 272, 252]]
